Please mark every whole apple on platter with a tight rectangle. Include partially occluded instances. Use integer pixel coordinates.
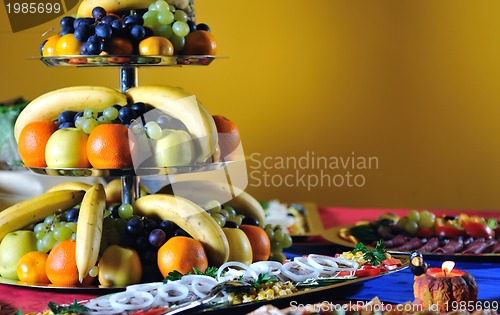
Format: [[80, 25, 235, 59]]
[[154, 129, 195, 167], [98, 245, 142, 287], [0, 231, 37, 280], [45, 128, 91, 168]]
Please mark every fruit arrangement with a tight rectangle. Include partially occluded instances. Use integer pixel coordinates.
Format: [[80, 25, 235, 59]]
[[340, 210, 500, 254], [0, 179, 295, 287], [14, 85, 232, 170], [40, 0, 217, 60]]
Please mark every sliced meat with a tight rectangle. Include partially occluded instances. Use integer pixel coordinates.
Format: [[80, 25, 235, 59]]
[[390, 237, 423, 251], [384, 234, 408, 248], [484, 239, 498, 253], [433, 239, 464, 254], [462, 239, 488, 254], [416, 237, 439, 253], [491, 241, 500, 253]]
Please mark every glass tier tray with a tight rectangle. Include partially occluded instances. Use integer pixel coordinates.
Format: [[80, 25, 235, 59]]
[[39, 55, 217, 67], [27, 161, 237, 177]]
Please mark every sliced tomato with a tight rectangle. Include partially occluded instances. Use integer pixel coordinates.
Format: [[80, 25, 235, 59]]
[[131, 308, 168, 315], [462, 222, 495, 239], [382, 264, 399, 271], [435, 225, 465, 239], [337, 265, 382, 277], [416, 227, 434, 238], [355, 265, 381, 277], [383, 258, 402, 266]]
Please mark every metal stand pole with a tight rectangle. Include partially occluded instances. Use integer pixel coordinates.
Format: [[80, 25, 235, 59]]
[[120, 66, 140, 204]]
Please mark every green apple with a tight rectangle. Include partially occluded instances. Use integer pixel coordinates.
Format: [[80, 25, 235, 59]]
[[0, 230, 37, 280], [98, 245, 142, 287], [154, 129, 194, 167], [45, 128, 91, 168]]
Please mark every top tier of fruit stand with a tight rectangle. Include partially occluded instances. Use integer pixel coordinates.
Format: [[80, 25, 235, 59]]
[[40, 55, 217, 91]]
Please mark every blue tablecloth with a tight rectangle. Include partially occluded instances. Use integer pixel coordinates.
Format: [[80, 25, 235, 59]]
[[350, 260, 500, 304], [284, 244, 500, 306]]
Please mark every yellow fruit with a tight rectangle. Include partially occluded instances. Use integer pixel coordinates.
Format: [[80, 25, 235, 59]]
[[223, 228, 253, 265], [139, 36, 174, 56], [42, 35, 61, 57], [17, 251, 50, 284], [98, 245, 142, 287], [56, 34, 83, 56]]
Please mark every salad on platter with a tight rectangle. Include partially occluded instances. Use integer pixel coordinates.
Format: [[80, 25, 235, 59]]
[[20, 243, 406, 315]]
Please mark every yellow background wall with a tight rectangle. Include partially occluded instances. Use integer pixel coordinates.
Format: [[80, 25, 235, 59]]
[[2, 1, 500, 209]]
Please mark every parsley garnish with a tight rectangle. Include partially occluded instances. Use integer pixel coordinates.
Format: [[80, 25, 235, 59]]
[[351, 241, 386, 266], [47, 299, 88, 314], [164, 266, 219, 282], [250, 272, 278, 287]]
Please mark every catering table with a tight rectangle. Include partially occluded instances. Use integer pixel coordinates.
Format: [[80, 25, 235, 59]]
[[0, 206, 499, 314]]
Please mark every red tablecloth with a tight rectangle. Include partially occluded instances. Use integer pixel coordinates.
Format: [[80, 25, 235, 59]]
[[1, 206, 499, 313]]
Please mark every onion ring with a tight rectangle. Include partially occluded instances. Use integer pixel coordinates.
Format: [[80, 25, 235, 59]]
[[250, 261, 283, 276], [109, 290, 154, 311], [179, 275, 218, 298], [293, 257, 321, 272], [126, 282, 164, 292], [331, 257, 360, 269], [84, 296, 117, 312], [280, 261, 319, 282], [217, 261, 258, 282], [157, 283, 190, 302]]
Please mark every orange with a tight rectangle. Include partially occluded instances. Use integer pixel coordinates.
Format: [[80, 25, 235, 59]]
[[103, 37, 134, 55], [157, 236, 208, 278], [239, 225, 271, 262], [87, 124, 133, 168], [16, 251, 50, 284], [18, 121, 58, 167], [42, 34, 61, 57], [56, 34, 82, 56], [45, 240, 79, 286], [139, 36, 174, 56], [183, 30, 218, 55], [212, 115, 241, 159]]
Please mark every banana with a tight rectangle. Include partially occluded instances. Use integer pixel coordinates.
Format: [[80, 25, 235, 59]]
[[133, 194, 229, 266], [76, 184, 106, 282], [77, 0, 156, 17], [125, 85, 218, 164], [46, 181, 92, 193], [226, 190, 266, 227], [104, 178, 150, 206], [0, 190, 85, 242], [14, 86, 128, 142], [157, 180, 266, 226]]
